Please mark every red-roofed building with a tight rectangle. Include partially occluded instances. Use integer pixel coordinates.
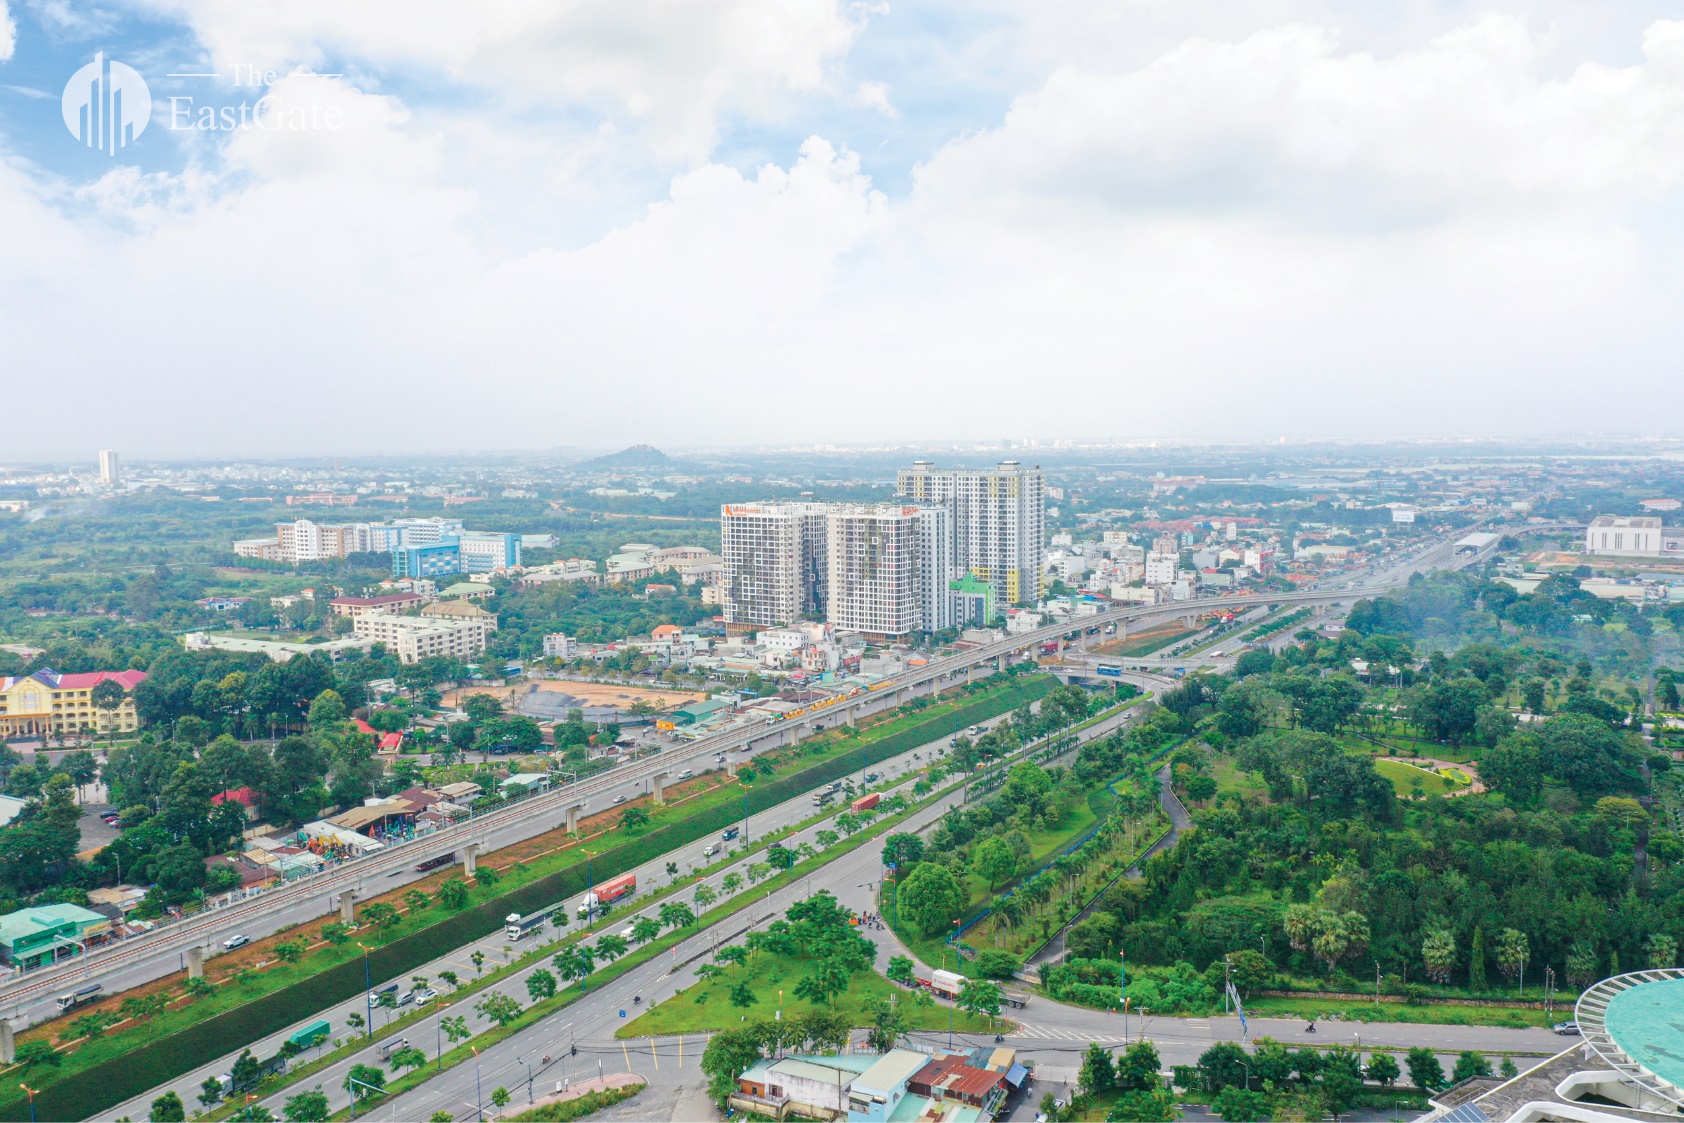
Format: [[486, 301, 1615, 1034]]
[[330, 593, 425, 618], [908, 1054, 1008, 1113], [210, 788, 259, 819], [0, 669, 148, 739], [353, 718, 405, 754]]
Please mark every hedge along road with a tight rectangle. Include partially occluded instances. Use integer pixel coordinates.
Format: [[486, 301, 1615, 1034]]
[[17, 678, 1053, 1123], [113, 685, 1060, 1122]]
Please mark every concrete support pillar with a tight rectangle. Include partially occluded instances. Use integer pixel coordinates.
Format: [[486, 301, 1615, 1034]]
[[726, 758, 738, 777], [0, 1018, 13, 1065], [462, 843, 479, 878], [337, 891, 355, 924], [565, 805, 579, 833], [845, 708, 855, 728], [996, 654, 1005, 673], [652, 773, 667, 802], [187, 946, 205, 979]]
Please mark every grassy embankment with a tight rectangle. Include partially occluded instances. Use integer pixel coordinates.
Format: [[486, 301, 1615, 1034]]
[[0, 676, 1054, 1123], [618, 949, 996, 1037]]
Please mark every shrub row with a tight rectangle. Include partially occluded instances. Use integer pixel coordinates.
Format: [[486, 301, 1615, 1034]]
[[9, 677, 1051, 1122]]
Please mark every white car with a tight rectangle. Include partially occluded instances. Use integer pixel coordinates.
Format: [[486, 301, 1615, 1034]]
[[613, 794, 627, 804], [412, 988, 439, 1003], [222, 934, 251, 950]]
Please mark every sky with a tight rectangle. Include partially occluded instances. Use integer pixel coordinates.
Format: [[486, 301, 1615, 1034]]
[[3, 0, 1684, 460]]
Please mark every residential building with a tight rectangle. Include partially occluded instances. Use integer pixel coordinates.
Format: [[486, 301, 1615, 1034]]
[[520, 559, 600, 587], [0, 904, 111, 969], [420, 599, 499, 629], [182, 632, 374, 663], [352, 613, 492, 663], [0, 669, 147, 739], [521, 533, 558, 549], [276, 519, 360, 561], [731, 1054, 870, 1120], [195, 596, 251, 613], [330, 593, 425, 618], [845, 1049, 932, 1123], [457, 531, 520, 572], [98, 449, 121, 485], [949, 573, 997, 627], [1144, 553, 1179, 585], [721, 502, 831, 628], [896, 460, 1045, 606], [543, 633, 578, 658], [1585, 515, 1667, 557], [824, 503, 953, 637], [233, 537, 284, 561], [392, 542, 462, 579]]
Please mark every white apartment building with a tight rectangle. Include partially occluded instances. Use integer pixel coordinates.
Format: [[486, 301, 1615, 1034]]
[[98, 449, 121, 485], [825, 504, 952, 637], [352, 613, 492, 664], [721, 503, 831, 628], [542, 633, 578, 658], [520, 559, 601, 587], [1144, 553, 1180, 585], [1585, 515, 1667, 557], [896, 460, 1045, 606]]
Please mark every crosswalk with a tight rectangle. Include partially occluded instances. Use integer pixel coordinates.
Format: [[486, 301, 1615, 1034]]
[[1011, 1019, 1213, 1045]]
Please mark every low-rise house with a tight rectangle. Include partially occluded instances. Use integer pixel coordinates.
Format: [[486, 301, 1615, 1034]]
[[501, 772, 552, 797], [330, 592, 425, 618]]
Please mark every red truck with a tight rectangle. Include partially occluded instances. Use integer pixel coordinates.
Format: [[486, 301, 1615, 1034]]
[[850, 793, 880, 813], [577, 873, 636, 919]]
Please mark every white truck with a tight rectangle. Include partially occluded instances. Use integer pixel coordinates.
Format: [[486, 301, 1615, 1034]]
[[504, 911, 548, 941]]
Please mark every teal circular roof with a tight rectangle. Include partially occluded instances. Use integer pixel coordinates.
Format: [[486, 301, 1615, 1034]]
[[1604, 976, 1684, 1091]]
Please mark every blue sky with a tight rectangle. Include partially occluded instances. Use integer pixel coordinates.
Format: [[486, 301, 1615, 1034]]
[[3, 0, 1684, 459]]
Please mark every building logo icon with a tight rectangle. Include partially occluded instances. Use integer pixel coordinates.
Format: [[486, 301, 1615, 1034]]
[[62, 52, 151, 154]]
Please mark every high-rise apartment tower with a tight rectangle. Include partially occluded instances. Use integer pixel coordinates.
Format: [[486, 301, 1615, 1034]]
[[896, 460, 1045, 606], [720, 503, 831, 628]]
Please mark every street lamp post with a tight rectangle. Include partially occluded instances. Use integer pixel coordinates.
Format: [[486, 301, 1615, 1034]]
[[18, 1083, 37, 1123], [472, 1045, 485, 1122], [518, 1056, 535, 1103], [434, 993, 444, 1072], [357, 942, 373, 1040]]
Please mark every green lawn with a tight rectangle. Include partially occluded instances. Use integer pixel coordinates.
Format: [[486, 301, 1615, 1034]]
[[618, 950, 997, 1037], [1212, 757, 1267, 799], [1242, 994, 1552, 1029], [1373, 758, 1470, 798]]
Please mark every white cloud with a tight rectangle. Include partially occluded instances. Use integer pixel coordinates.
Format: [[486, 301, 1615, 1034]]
[[137, 0, 866, 160], [0, 1, 15, 62], [7, 10, 1684, 457]]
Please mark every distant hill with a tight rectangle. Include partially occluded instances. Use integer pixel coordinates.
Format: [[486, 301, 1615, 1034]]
[[580, 444, 674, 469]]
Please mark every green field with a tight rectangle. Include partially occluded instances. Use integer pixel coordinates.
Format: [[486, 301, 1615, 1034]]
[[1373, 758, 1470, 797], [1242, 993, 1552, 1029], [619, 950, 996, 1037]]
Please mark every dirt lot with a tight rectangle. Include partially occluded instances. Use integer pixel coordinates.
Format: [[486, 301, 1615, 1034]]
[[442, 680, 705, 711]]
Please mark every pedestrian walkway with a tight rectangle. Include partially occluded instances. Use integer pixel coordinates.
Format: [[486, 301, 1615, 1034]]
[[519, 1072, 644, 1116]]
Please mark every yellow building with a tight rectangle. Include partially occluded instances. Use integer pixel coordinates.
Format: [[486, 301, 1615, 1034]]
[[0, 670, 147, 739]]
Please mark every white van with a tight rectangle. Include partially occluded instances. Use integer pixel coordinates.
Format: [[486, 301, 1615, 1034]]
[[376, 1037, 410, 1061]]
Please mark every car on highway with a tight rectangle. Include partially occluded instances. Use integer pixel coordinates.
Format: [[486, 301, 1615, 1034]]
[[613, 794, 627, 804], [678, 769, 694, 779], [222, 934, 251, 950], [396, 989, 415, 1007], [864, 772, 879, 783], [412, 988, 439, 1004], [1553, 1022, 1580, 1035]]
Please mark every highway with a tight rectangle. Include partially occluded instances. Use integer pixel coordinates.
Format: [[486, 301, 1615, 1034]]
[[0, 570, 1414, 1026], [113, 700, 1142, 1121]]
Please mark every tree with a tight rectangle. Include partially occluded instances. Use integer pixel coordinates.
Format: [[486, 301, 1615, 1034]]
[[721, 872, 744, 895], [438, 877, 469, 909], [526, 968, 557, 1001], [1495, 928, 1529, 988], [729, 981, 756, 1008], [1422, 928, 1457, 984], [767, 843, 796, 874], [200, 1077, 225, 1109], [815, 830, 840, 850], [972, 837, 1018, 889], [619, 806, 650, 831], [475, 993, 523, 1027], [701, 1026, 766, 1107], [1366, 1051, 1400, 1086], [957, 978, 1003, 1021], [1225, 949, 1273, 995], [1115, 1040, 1162, 1092], [660, 901, 696, 929], [441, 1015, 471, 1045], [474, 865, 500, 891], [596, 933, 629, 961], [282, 1089, 331, 1122], [1080, 1042, 1117, 1096], [695, 883, 718, 911], [1183, 774, 1217, 803], [149, 1091, 187, 1121], [1212, 1087, 1270, 1122], [886, 955, 916, 985], [491, 1087, 511, 1110], [1196, 1042, 1251, 1093], [15, 1040, 60, 1068], [1406, 1047, 1447, 1091], [92, 678, 128, 738], [1469, 926, 1488, 990], [1453, 1051, 1492, 1083], [746, 862, 771, 886], [882, 832, 924, 869], [389, 1047, 427, 1074], [794, 958, 852, 1007], [898, 862, 965, 936], [631, 916, 661, 945], [1647, 932, 1678, 969]]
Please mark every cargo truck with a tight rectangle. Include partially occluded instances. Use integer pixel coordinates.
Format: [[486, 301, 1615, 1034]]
[[56, 983, 102, 1013], [505, 911, 549, 940], [930, 969, 966, 999], [577, 873, 636, 919], [287, 1020, 332, 1050], [850, 793, 880, 813]]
